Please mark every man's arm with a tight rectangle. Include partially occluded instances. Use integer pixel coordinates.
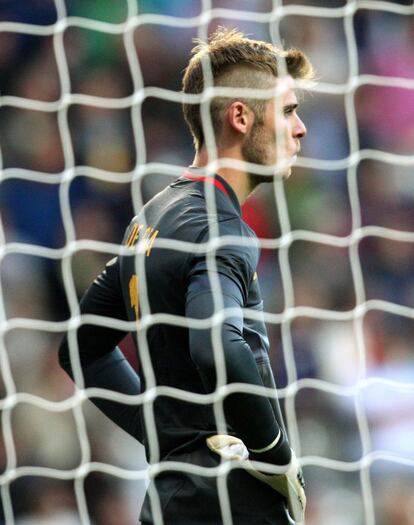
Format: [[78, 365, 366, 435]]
[[186, 268, 291, 466], [58, 257, 143, 442]]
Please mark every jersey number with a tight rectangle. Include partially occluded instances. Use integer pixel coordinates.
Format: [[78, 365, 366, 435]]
[[129, 274, 139, 320]]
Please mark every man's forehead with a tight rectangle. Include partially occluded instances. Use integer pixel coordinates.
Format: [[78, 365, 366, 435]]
[[283, 88, 298, 106], [271, 75, 297, 105], [270, 88, 298, 109]]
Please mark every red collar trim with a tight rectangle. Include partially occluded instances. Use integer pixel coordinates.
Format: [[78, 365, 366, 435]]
[[182, 172, 229, 197]]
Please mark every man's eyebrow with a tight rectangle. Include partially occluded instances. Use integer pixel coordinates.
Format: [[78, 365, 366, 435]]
[[283, 103, 298, 112]]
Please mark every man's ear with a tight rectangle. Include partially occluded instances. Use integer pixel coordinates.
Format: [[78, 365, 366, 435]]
[[227, 101, 253, 135]]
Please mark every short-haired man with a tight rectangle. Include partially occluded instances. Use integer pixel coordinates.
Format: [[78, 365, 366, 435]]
[[59, 27, 314, 524]]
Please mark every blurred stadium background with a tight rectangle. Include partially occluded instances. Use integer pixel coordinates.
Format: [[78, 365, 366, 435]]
[[0, 1, 413, 524]]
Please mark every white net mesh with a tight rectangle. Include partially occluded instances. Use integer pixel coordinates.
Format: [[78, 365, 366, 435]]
[[1, 1, 414, 524]]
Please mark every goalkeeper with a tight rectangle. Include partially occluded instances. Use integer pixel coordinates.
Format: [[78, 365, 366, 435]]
[[59, 28, 314, 524]]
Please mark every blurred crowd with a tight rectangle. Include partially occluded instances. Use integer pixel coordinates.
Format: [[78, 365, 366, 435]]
[[0, 1, 413, 524]]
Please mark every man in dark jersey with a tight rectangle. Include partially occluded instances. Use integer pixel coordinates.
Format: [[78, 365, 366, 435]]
[[59, 28, 314, 524]]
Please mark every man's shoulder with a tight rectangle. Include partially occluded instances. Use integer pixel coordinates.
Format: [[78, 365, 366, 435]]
[[122, 179, 258, 257], [121, 181, 210, 246]]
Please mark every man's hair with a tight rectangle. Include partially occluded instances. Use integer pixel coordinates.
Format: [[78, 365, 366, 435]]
[[182, 27, 314, 150]]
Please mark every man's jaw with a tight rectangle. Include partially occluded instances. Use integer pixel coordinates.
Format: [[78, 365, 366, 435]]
[[246, 151, 299, 186]]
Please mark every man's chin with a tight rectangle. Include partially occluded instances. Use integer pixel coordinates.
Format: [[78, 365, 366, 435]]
[[280, 155, 297, 180], [247, 157, 295, 186], [262, 155, 296, 182]]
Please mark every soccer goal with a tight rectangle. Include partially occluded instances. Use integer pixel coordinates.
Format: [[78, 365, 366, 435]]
[[1, 1, 414, 524]]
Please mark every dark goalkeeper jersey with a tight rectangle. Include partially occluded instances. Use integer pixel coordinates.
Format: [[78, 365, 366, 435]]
[[59, 168, 286, 462]]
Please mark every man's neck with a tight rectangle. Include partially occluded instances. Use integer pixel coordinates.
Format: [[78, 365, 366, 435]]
[[192, 147, 258, 205]]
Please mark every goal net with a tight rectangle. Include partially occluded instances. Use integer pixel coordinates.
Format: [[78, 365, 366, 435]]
[[1, 1, 414, 524]]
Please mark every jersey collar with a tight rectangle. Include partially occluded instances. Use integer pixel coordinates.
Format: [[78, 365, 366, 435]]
[[183, 166, 241, 215]]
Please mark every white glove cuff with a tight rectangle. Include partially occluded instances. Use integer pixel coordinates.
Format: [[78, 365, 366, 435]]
[[248, 430, 281, 454]]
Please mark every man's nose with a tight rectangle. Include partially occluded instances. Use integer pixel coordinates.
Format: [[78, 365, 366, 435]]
[[294, 115, 307, 139]]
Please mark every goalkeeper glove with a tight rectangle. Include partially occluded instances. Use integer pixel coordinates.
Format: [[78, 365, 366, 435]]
[[206, 434, 306, 523]]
